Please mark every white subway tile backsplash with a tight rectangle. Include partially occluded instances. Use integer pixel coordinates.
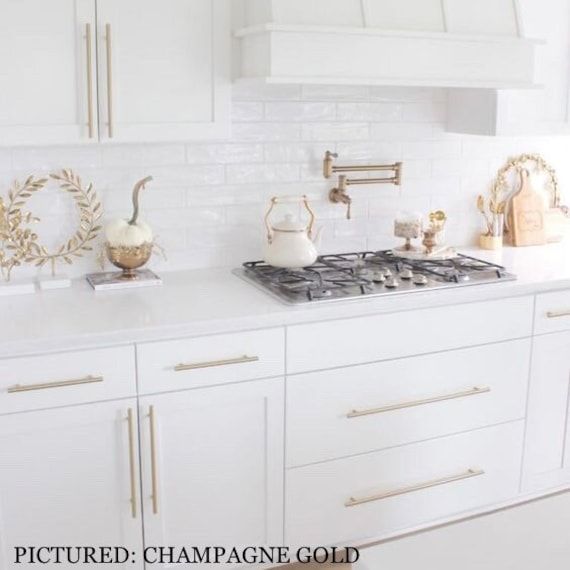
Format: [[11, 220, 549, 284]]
[[301, 122, 369, 141], [337, 102, 403, 122], [2, 84, 569, 278], [232, 102, 265, 122], [264, 142, 335, 163], [226, 163, 299, 184], [264, 102, 336, 122], [232, 122, 301, 141], [185, 143, 264, 164], [101, 144, 185, 167]]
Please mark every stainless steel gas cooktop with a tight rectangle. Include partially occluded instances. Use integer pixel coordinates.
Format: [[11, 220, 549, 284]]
[[234, 250, 516, 305]]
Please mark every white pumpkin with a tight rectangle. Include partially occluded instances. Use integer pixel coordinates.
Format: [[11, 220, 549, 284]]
[[105, 176, 154, 247]]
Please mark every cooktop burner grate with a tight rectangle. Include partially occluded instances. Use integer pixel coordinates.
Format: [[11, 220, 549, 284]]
[[237, 250, 516, 305]]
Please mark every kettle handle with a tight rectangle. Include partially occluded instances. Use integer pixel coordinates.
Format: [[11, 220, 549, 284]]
[[264, 195, 316, 243]]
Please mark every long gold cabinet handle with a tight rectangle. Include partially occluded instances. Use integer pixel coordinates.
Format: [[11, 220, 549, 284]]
[[546, 310, 570, 319], [174, 355, 259, 372], [105, 23, 114, 138], [85, 23, 95, 138], [345, 468, 485, 508], [126, 408, 137, 519], [346, 386, 491, 419], [7, 375, 104, 394], [149, 405, 159, 515]]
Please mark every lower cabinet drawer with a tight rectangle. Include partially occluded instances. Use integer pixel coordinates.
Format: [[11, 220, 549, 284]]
[[285, 421, 524, 547], [136, 328, 284, 394], [287, 339, 530, 466], [0, 345, 136, 414], [287, 296, 533, 374], [534, 290, 570, 335]]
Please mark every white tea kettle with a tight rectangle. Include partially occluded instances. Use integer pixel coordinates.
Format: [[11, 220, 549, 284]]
[[264, 195, 321, 268]]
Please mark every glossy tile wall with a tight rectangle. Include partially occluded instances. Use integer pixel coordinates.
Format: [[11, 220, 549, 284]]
[[1, 83, 569, 277]]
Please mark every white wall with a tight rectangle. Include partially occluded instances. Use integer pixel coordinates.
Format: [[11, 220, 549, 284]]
[[1, 83, 570, 278]]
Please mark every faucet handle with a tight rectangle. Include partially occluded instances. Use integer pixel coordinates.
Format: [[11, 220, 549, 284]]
[[323, 150, 339, 178]]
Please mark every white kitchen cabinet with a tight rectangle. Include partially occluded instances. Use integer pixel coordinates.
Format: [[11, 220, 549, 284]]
[[139, 378, 284, 568], [0, 0, 229, 146], [0, 400, 143, 569], [0, 0, 98, 145], [448, 0, 570, 135], [96, 0, 230, 142], [523, 332, 570, 492]]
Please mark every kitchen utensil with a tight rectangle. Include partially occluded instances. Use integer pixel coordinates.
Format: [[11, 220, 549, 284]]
[[510, 169, 547, 246], [263, 195, 321, 269]]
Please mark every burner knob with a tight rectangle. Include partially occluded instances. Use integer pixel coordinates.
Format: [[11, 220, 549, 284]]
[[372, 271, 386, 283], [399, 268, 413, 280], [413, 274, 428, 286], [385, 277, 400, 289]]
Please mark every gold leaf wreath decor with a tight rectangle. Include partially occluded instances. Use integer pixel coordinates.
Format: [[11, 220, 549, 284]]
[[0, 169, 103, 281]]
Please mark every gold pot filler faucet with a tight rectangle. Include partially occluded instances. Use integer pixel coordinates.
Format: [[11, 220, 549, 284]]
[[323, 150, 403, 219]]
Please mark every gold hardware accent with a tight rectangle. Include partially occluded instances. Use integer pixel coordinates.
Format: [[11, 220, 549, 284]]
[[7, 374, 103, 394], [347, 386, 490, 419], [264, 195, 316, 243], [85, 23, 95, 139], [149, 405, 159, 515], [126, 408, 137, 519], [105, 23, 114, 138], [546, 310, 570, 319], [345, 468, 485, 508], [174, 355, 259, 372], [325, 152, 402, 219]]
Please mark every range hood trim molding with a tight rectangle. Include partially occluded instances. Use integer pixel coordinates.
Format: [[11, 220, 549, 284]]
[[235, 23, 543, 47], [236, 25, 539, 89]]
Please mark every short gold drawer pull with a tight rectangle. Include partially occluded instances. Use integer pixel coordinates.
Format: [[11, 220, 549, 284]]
[[346, 386, 491, 419], [345, 468, 485, 508], [126, 408, 137, 519], [174, 355, 259, 372], [7, 375, 104, 394], [149, 405, 159, 515], [546, 310, 570, 319]]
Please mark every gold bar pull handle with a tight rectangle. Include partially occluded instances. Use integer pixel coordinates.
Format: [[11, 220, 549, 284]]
[[149, 405, 159, 515], [347, 386, 491, 419], [126, 408, 137, 519], [546, 310, 570, 319], [7, 375, 104, 394], [174, 355, 259, 372], [85, 23, 95, 138], [105, 23, 114, 138], [345, 468, 485, 508]]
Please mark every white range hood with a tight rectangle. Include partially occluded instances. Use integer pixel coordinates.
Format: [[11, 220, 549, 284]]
[[234, 0, 540, 89]]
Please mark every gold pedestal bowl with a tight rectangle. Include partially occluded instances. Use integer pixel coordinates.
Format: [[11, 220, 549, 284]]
[[106, 242, 153, 280]]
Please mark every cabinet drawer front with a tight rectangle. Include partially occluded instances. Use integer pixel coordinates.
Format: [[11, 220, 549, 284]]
[[286, 421, 524, 547], [287, 339, 530, 467], [0, 346, 136, 414], [287, 296, 533, 373], [136, 328, 285, 394], [534, 290, 570, 334]]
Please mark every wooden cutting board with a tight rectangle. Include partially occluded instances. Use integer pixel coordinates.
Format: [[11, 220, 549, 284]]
[[510, 168, 547, 246]]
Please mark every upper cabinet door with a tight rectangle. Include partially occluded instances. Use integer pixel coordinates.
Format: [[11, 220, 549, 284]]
[[96, 0, 230, 143], [0, 0, 98, 145]]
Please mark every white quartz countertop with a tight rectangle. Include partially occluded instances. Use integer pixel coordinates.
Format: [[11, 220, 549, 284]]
[[2, 243, 570, 358]]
